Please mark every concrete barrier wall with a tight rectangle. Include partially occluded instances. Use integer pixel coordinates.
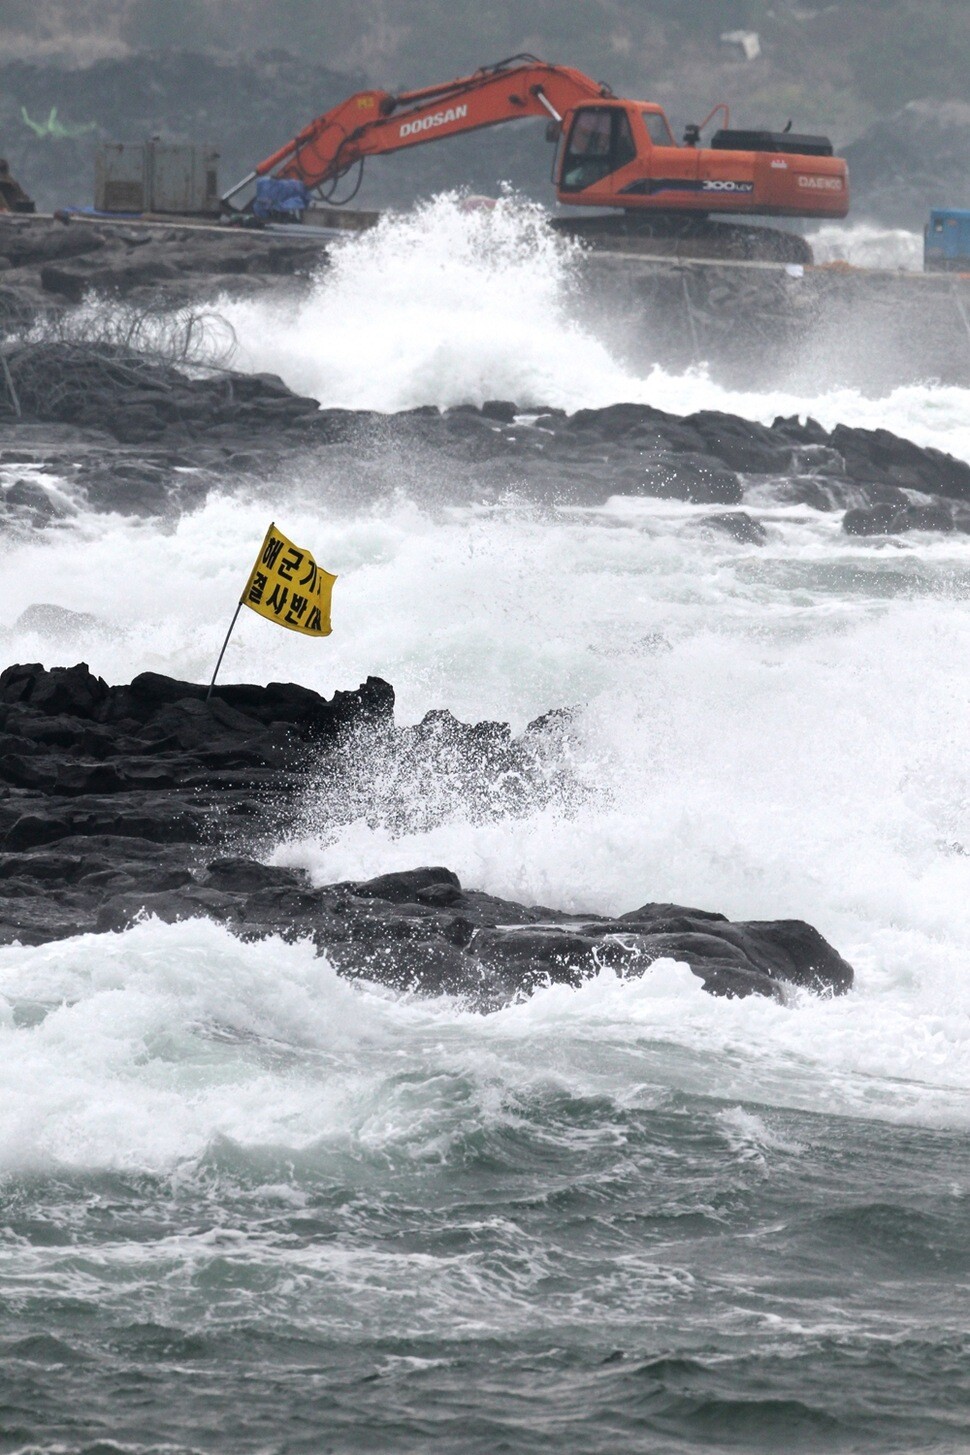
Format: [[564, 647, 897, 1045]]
[[580, 252, 970, 393]]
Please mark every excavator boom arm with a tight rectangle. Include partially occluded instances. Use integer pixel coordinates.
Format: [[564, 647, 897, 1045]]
[[253, 56, 607, 192]]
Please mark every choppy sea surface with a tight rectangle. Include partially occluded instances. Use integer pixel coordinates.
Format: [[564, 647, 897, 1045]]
[[2, 202, 969, 1453]]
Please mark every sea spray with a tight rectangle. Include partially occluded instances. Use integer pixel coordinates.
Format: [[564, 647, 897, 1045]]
[[1, 909, 968, 1189], [217, 197, 970, 448], [217, 192, 629, 412]]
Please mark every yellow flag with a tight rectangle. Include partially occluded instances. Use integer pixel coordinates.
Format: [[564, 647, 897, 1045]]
[[240, 523, 336, 636]]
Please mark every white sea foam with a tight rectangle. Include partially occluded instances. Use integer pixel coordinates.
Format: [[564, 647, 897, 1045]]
[[807, 222, 923, 272], [1, 902, 968, 1181], [3, 486, 970, 721], [217, 194, 621, 413]]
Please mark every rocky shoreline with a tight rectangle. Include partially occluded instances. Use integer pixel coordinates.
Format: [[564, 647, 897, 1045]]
[[0, 661, 854, 1005], [0, 217, 322, 319], [4, 355, 970, 540], [3, 221, 965, 1008], [3, 221, 970, 533]]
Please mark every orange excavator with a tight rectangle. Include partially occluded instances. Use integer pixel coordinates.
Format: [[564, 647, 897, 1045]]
[[222, 54, 848, 262]]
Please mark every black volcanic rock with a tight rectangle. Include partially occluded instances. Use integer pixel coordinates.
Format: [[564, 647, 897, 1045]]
[[1, 343, 323, 448], [0, 217, 324, 309], [0, 661, 855, 1005], [843, 500, 958, 536], [696, 511, 768, 544], [6, 374, 970, 539], [843, 503, 910, 536]]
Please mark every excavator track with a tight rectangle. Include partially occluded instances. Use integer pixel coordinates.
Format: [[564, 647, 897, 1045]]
[[296, 202, 815, 266], [550, 212, 814, 265]]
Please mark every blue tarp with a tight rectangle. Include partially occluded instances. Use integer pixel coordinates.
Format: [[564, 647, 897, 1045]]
[[253, 178, 310, 219]]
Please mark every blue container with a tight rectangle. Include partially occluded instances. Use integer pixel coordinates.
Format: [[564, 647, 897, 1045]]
[[924, 208, 970, 271]]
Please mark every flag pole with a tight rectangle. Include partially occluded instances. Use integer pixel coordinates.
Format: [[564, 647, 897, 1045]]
[[207, 601, 243, 701]]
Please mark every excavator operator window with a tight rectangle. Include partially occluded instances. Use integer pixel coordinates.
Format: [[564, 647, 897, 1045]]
[[561, 108, 638, 192], [613, 113, 637, 170], [642, 111, 675, 147]]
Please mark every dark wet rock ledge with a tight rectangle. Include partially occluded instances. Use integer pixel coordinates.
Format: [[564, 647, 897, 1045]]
[[0, 661, 854, 1006], [6, 376, 970, 541]]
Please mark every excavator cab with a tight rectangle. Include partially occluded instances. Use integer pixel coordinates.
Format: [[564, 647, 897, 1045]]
[[553, 98, 847, 218], [555, 102, 697, 204]]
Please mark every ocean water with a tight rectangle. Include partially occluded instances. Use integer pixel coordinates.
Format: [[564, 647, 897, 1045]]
[[1, 201, 969, 1453]]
